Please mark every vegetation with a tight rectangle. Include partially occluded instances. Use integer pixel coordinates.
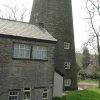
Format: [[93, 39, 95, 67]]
[[53, 86, 100, 100], [76, 52, 83, 67], [52, 96, 67, 100], [76, 51, 99, 79], [78, 78, 99, 84], [84, 0, 100, 87], [65, 87, 100, 100], [0, 0, 30, 22], [82, 47, 90, 69]]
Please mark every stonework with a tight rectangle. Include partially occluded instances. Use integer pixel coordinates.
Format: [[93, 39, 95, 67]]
[[0, 36, 55, 100], [30, 0, 78, 90]]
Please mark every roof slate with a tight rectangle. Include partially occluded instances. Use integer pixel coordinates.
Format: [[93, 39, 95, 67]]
[[0, 19, 57, 42]]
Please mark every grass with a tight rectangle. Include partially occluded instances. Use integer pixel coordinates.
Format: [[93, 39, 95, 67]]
[[53, 79, 100, 100], [64, 86, 100, 100]]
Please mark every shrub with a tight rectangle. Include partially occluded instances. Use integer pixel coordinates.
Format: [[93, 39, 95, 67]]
[[52, 96, 67, 100], [52, 97, 61, 100], [61, 96, 67, 100]]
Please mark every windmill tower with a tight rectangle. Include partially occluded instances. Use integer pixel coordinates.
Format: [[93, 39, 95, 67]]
[[30, 0, 77, 90]]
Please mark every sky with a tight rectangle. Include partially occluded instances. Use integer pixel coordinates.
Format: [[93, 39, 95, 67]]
[[0, 0, 88, 52]]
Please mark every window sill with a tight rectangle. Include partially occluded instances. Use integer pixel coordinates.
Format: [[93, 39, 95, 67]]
[[65, 68, 70, 70], [12, 58, 48, 61]]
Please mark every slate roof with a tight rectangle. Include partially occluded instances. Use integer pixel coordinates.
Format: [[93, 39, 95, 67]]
[[0, 18, 57, 42]]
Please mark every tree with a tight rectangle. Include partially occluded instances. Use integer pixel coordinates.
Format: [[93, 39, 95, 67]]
[[0, 0, 30, 22], [85, 0, 100, 87], [82, 47, 90, 69]]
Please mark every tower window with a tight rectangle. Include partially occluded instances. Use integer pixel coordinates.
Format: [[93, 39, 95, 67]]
[[8, 91, 19, 100], [64, 42, 70, 49], [64, 62, 71, 69], [42, 88, 48, 99], [64, 79, 71, 86], [23, 88, 31, 100]]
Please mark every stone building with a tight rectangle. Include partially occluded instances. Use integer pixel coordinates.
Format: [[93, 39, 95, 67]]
[[30, 0, 78, 90], [0, 0, 78, 99], [0, 18, 57, 100]]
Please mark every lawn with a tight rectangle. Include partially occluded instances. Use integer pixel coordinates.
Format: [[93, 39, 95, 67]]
[[53, 79, 100, 100], [64, 86, 100, 100]]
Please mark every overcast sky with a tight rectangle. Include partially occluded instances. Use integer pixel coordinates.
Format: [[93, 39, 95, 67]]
[[0, 0, 87, 52]]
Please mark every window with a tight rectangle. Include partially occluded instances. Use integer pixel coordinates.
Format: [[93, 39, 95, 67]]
[[64, 79, 71, 86], [42, 89, 48, 99], [14, 43, 30, 59], [13, 43, 48, 60], [64, 42, 70, 49], [32, 46, 47, 60], [8, 91, 19, 100], [23, 88, 31, 100], [64, 62, 71, 69]]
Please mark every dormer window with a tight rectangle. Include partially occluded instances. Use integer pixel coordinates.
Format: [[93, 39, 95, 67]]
[[64, 42, 70, 49], [64, 62, 71, 69]]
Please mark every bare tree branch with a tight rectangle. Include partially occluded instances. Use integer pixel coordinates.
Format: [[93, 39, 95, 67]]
[[0, 0, 30, 22]]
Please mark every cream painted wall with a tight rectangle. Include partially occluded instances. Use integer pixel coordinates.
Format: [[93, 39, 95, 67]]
[[53, 72, 63, 97]]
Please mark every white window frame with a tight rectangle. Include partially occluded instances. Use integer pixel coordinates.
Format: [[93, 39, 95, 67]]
[[23, 88, 31, 100], [42, 88, 48, 99], [64, 79, 71, 86], [13, 43, 30, 59], [64, 62, 71, 69], [32, 46, 47, 60], [8, 91, 19, 100], [64, 42, 70, 49]]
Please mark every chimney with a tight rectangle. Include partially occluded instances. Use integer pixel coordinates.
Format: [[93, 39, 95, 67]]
[[34, 13, 44, 28]]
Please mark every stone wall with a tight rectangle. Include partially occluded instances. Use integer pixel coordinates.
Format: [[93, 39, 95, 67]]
[[0, 36, 55, 100], [30, 0, 78, 90]]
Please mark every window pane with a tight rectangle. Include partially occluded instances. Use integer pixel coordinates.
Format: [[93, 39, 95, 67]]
[[9, 91, 18, 100], [42, 51, 47, 59], [25, 50, 30, 58], [32, 50, 37, 59], [25, 45, 30, 49], [20, 44, 24, 49], [24, 92, 30, 99], [64, 79, 71, 86], [32, 46, 47, 60], [64, 42, 70, 49], [14, 49, 19, 58], [24, 88, 30, 90], [43, 93, 47, 98], [37, 51, 41, 59], [9, 96, 11, 100], [19, 49, 24, 58], [43, 89, 48, 99], [13, 43, 30, 59]]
